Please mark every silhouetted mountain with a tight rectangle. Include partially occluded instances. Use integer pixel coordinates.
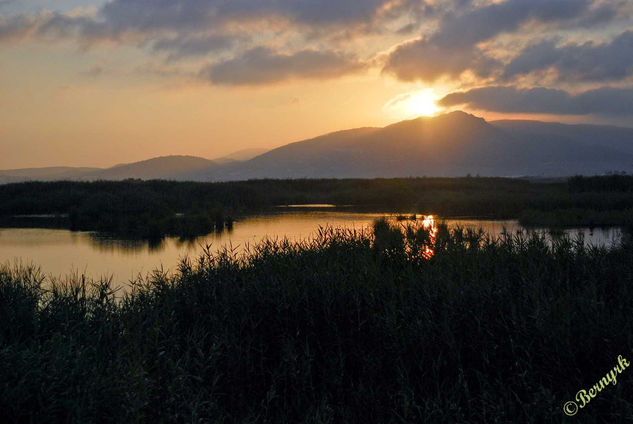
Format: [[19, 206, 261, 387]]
[[0, 167, 100, 183], [0, 156, 216, 183], [488, 119, 633, 176], [197, 111, 633, 179], [90, 155, 216, 180], [2, 112, 632, 182], [213, 148, 269, 164], [491, 119, 633, 156]]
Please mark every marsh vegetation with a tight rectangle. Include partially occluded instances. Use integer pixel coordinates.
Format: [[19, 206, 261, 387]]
[[1, 176, 632, 239], [1, 220, 632, 422]]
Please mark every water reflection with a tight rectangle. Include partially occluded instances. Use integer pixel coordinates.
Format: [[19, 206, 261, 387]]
[[279, 204, 338, 208], [87, 234, 166, 253], [76, 223, 238, 253], [422, 215, 438, 259], [0, 212, 625, 283]]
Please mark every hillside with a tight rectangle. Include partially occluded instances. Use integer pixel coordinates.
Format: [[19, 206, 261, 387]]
[[3, 112, 633, 181], [0, 156, 217, 183], [198, 111, 633, 179], [90, 155, 216, 180], [0, 167, 100, 184]]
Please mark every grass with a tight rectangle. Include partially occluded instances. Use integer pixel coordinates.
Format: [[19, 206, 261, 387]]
[[1, 221, 633, 422]]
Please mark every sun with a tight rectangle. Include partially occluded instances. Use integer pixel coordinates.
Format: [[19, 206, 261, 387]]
[[403, 91, 441, 117], [384, 88, 443, 119]]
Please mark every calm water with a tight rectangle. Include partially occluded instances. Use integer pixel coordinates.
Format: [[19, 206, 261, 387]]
[[0, 211, 623, 284]]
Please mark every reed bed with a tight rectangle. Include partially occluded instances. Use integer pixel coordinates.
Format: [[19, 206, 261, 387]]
[[1, 222, 632, 423]]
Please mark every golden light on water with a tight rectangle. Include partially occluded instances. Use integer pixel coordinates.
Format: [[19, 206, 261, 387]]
[[421, 214, 438, 259], [422, 214, 435, 229]]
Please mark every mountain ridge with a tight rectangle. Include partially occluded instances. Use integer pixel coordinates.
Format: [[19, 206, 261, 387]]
[[2, 111, 633, 182]]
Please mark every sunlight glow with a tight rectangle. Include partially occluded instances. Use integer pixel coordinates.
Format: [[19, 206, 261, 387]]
[[421, 214, 438, 259], [404, 92, 441, 117], [384, 89, 443, 120]]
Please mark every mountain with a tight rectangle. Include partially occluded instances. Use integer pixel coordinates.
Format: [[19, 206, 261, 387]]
[[0, 167, 101, 183], [491, 119, 633, 156], [213, 148, 269, 164], [488, 119, 633, 176], [90, 155, 216, 180], [0, 156, 216, 183], [196, 111, 633, 179], [2, 112, 633, 182]]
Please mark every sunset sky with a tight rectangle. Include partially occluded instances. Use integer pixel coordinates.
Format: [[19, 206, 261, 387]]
[[1, 0, 632, 168]]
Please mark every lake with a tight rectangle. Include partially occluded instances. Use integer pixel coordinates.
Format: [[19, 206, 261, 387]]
[[0, 211, 623, 284]]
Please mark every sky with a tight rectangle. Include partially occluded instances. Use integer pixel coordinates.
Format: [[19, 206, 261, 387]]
[[1, 0, 632, 168]]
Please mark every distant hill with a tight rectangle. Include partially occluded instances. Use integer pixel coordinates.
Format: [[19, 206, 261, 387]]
[[2, 112, 633, 182], [196, 111, 633, 179], [0, 156, 216, 183], [90, 155, 216, 180], [213, 148, 269, 164], [0, 167, 100, 183], [490, 120, 633, 157]]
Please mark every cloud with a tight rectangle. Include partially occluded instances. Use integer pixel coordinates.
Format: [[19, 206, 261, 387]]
[[0, 15, 36, 41], [0, 0, 436, 84], [439, 85, 633, 116], [0, 11, 112, 45], [381, 0, 622, 83], [93, 0, 432, 36], [504, 30, 633, 82], [0, 1, 403, 45], [382, 38, 500, 82], [1, 0, 629, 89], [151, 34, 237, 61], [200, 47, 365, 85], [431, 0, 609, 49]]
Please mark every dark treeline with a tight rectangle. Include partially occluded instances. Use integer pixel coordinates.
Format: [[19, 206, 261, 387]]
[[0, 176, 632, 238], [569, 175, 633, 193], [1, 222, 632, 422], [0, 180, 264, 239]]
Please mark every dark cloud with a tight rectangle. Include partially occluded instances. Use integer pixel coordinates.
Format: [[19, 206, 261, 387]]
[[96, 0, 432, 34], [0, 0, 436, 84], [568, 1, 621, 27], [0, 1, 431, 46], [439, 86, 633, 116], [1, 0, 629, 89], [382, 0, 621, 82], [151, 34, 237, 61], [0, 12, 113, 44], [504, 30, 633, 82], [36, 13, 107, 40], [0, 15, 36, 41], [201, 47, 365, 85], [382, 39, 499, 81], [432, 0, 597, 49]]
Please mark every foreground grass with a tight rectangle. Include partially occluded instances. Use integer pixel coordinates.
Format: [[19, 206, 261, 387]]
[[1, 222, 633, 423]]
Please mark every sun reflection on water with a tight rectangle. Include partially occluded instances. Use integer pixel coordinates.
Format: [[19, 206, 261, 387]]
[[421, 215, 438, 259]]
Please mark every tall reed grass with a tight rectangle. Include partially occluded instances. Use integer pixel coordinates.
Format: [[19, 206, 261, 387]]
[[1, 222, 632, 422]]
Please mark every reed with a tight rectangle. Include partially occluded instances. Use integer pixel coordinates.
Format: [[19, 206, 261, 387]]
[[1, 221, 632, 422]]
